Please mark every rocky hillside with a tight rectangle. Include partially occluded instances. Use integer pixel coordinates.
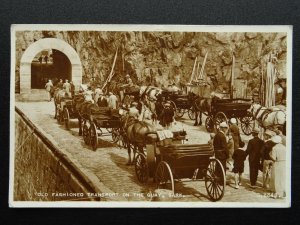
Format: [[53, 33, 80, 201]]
[[15, 30, 287, 94]]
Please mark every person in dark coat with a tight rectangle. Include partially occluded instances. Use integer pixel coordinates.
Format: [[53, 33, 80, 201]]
[[232, 147, 247, 189], [159, 101, 175, 129], [245, 128, 265, 188], [97, 92, 108, 107], [213, 122, 229, 174]]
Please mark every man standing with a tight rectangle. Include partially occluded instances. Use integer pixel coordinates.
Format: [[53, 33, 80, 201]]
[[45, 80, 53, 101], [246, 128, 264, 188], [108, 92, 118, 109], [213, 122, 229, 174], [261, 129, 276, 189], [63, 79, 71, 97]]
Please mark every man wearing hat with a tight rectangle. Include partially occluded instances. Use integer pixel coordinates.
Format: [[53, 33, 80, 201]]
[[269, 135, 286, 198], [213, 122, 229, 173], [260, 129, 277, 189], [97, 89, 108, 107], [245, 127, 264, 188]]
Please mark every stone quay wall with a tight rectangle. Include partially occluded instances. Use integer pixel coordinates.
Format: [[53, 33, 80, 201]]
[[13, 107, 102, 201]]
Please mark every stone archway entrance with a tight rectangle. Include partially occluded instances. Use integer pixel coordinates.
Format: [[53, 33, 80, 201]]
[[20, 38, 82, 95]]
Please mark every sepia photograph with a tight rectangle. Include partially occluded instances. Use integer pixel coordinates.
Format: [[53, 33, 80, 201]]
[[10, 24, 292, 207]]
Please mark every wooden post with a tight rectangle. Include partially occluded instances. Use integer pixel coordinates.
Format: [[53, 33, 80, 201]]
[[102, 47, 118, 90], [198, 51, 208, 80], [230, 54, 235, 99]]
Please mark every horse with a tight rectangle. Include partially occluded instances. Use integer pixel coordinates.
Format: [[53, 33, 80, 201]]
[[248, 103, 286, 133], [73, 89, 96, 135], [121, 103, 157, 165], [53, 88, 68, 119], [189, 92, 212, 126]]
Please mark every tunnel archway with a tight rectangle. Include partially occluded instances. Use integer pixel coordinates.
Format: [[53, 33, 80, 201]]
[[20, 38, 82, 94], [31, 49, 72, 89]]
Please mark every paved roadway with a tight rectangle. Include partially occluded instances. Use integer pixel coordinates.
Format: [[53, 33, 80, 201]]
[[15, 101, 286, 205]]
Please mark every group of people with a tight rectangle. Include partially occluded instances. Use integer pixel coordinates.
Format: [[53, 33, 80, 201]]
[[45, 79, 75, 101], [211, 118, 286, 199]]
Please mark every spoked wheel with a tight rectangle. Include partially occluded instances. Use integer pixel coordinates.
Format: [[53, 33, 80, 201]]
[[82, 122, 90, 145], [155, 161, 174, 194], [188, 107, 196, 120], [214, 112, 228, 130], [205, 158, 226, 201], [170, 101, 178, 119], [89, 122, 98, 151], [205, 115, 214, 133], [135, 153, 149, 183], [56, 108, 64, 124], [111, 128, 120, 143], [63, 107, 70, 130], [240, 113, 255, 135]]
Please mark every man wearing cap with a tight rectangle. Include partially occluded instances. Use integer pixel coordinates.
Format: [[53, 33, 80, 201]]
[[260, 129, 277, 189], [269, 135, 286, 198], [245, 128, 264, 188], [213, 122, 229, 173], [97, 90, 108, 107]]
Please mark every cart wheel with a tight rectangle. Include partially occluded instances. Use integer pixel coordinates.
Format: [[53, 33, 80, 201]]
[[63, 108, 70, 130], [170, 101, 178, 118], [205, 116, 214, 133], [111, 128, 120, 143], [83, 122, 90, 145], [155, 161, 174, 194], [188, 107, 196, 120], [214, 112, 228, 129], [56, 108, 63, 124], [135, 153, 149, 183], [89, 123, 98, 151], [240, 113, 254, 135], [205, 158, 226, 201]]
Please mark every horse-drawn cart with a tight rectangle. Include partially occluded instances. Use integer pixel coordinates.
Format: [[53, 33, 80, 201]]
[[77, 104, 121, 150], [88, 109, 121, 150], [205, 98, 254, 135], [161, 91, 195, 119], [135, 132, 226, 201]]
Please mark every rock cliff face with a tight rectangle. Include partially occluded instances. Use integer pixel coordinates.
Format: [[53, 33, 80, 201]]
[[15, 30, 287, 94]]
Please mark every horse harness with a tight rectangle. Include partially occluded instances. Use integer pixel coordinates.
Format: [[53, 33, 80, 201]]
[[252, 105, 286, 128]]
